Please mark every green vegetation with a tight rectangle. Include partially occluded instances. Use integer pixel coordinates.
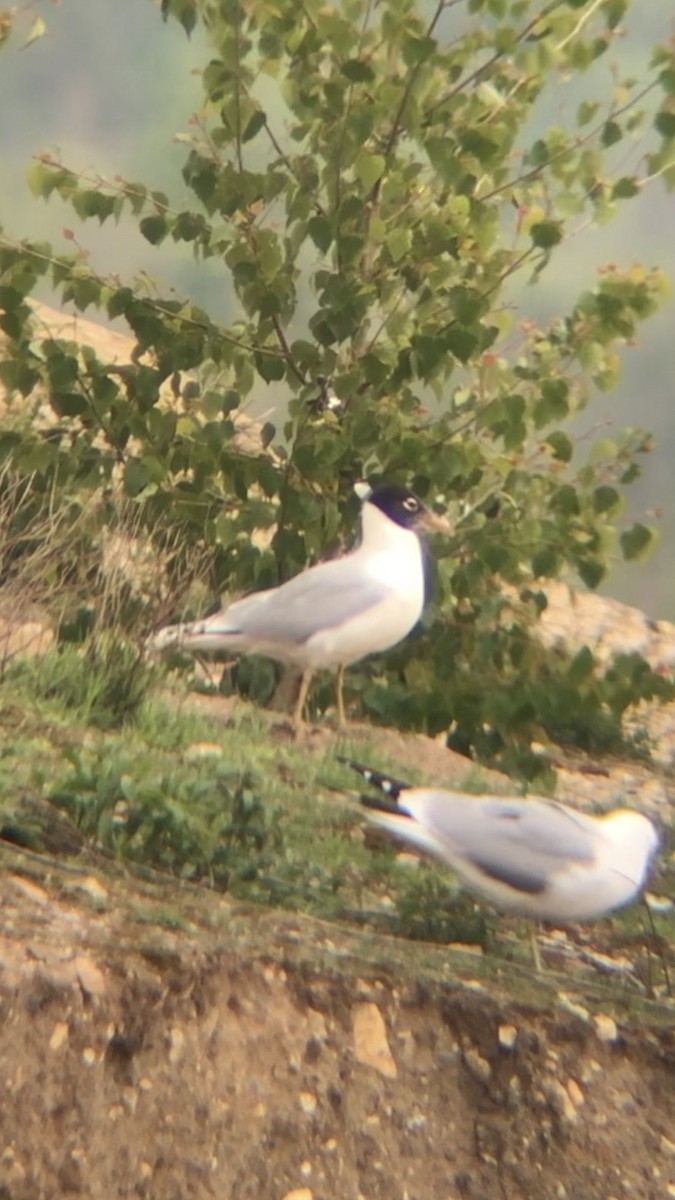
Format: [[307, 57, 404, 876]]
[[0, 650, 493, 941], [1, 0, 674, 775]]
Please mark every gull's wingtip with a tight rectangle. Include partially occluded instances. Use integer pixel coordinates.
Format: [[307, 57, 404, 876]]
[[359, 791, 408, 818], [336, 756, 411, 799]]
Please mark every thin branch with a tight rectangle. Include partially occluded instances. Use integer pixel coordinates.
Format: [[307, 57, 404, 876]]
[[360, 288, 409, 359], [333, 0, 375, 264], [33, 155, 181, 217], [271, 314, 306, 385], [371, 0, 448, 203], [0, 236, 291, 365], [232, 6, 244, 173], [479, 78, 658, 204], [555, 0, 604, 53], [426, 0, 562, 118], [263, 111, 327, 220]]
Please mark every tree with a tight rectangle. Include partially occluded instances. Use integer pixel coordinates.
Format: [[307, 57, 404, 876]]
[[1, 0, 674, 773]]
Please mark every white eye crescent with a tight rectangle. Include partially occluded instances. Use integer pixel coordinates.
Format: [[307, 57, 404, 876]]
[[403, 496, 420, 512]]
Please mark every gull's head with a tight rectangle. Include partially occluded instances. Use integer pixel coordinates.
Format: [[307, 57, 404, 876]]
[[363, 483, 451, 535]]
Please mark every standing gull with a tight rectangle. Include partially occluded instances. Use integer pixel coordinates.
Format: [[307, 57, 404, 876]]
[[150, 484, 449, 725], [339, 758, 661, 966]]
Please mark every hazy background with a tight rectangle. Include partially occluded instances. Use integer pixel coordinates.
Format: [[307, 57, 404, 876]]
[[1, 0, 673, 617]]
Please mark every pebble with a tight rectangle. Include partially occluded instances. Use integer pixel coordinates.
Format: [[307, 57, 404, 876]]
[[463, 1046, 492, 1085], [168, 1027, 185, 1065], [74, 876, 109, 903], [75, 956, 107, 998], [49, 1022, 69, 1052], [498, 1024, 518, 1050], [593, 1014, 618, 1043], [352, 1003, 397, 1079], [9, 876, 50, 905]]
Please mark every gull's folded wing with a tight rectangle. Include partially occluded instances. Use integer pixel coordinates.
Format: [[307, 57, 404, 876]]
[[385, 793, 598, 895]]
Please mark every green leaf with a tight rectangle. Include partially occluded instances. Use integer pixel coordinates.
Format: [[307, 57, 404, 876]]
[[50, 392, 88, 418], [22, 15, 47, 48], [601, 120, 622, 148], [242, 110, 267, 142], [449, 286, 484, 325], [577, 559, 605, 589], [384, 227, 412, 263], [355, 155, 385, 189], [592, 485, 620, 514], [532, 547, 560, 577], [655, 110, 675, 138], [444, 327, 479, 364], [402, 35, 437, 67], [544, 432, 573, 462], [140, 215, 170, 245], [550, 485, 579, 515], [620, 523, 654, 561], [254, 352, 286, 383], [160, 0, 197, 36], [530, 221, 563, 249], [307, 216, 333, 254], [612, 176, 639, 200], [577, 100, 600, 127], [341, 59, 375, 83], [567, 646, 594, 684]]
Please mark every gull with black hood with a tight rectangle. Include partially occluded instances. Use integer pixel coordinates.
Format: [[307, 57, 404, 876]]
[[150, 483, 449, 725]]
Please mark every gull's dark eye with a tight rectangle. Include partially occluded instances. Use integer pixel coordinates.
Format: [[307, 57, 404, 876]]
[[403, 496, 420, 513]]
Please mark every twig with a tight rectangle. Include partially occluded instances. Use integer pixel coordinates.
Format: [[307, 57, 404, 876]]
[[425, 0, 561, 118], [271, 314, 306, 385]]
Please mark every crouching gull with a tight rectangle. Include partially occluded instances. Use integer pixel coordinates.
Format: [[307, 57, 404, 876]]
[[150, 484, 449, 726], [338, 757, 661, 968]]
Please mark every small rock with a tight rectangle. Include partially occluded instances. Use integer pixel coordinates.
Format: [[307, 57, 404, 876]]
[[9, 876, 50, 905], [545, 1079, 577, 1123], [49, 1022, 69, 1052], [299, 1092, 317, 1115], [566, 1079, 584, 1110], [660, 1135, 675, 1157], [463, 1046, 492, 1085], [168, 1027, 185, 1065], [352, 1002, 397, 1079], [558, 994, 590, 1023], [281, 1190, 313, 1200], [82, 1047, 97, 1066], [406, 1110, 427, 1132], [498, 1024, 518, 1050], [462, 978, 487, 993], [74, 956, 107, 998], [593, 1014, 618, 1043], [74, 876, 109, 904]]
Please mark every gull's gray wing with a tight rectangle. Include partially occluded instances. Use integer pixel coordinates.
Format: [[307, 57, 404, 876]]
[[402, 792, 599, 895], [211, 558, 391, 646]]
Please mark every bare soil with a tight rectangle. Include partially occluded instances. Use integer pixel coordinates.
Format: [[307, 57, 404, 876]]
[[1, 818, 674, 1200]]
